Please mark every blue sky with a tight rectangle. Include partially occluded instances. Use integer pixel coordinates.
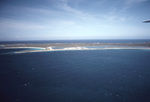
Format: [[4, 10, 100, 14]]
[[0, 0, 150, 41]]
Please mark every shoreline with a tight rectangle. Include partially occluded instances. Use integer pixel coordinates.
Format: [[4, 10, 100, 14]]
[[14, 46, 150, 54], [1, 42, 150, 54]]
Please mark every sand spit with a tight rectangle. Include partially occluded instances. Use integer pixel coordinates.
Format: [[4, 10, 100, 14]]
[[13, 46, 150, 54], [1, 42, 150, 54], [4, 47, 45, 49]]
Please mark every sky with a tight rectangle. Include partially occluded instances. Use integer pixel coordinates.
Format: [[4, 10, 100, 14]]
[[0, 0, 150, 41]]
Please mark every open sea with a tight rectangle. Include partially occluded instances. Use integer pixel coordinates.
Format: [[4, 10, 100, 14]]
[[1, 40, 150, 102]]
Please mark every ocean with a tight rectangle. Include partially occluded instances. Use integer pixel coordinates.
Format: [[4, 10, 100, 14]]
[[1, 40, 150, 102], [1, 39, 150, 44]]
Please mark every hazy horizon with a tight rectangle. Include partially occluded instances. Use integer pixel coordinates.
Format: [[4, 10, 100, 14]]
[[3, 38, 150, 42]]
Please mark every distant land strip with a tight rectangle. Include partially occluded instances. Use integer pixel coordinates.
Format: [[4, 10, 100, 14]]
[[1, 42, 150, 48]]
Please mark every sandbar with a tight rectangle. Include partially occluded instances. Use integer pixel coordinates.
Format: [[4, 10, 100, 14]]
[[1, 42, 150, 54]]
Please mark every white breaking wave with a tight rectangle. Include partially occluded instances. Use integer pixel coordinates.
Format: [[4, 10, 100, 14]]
[[46, 47, 53, 50], [63, 47, 88, 50]]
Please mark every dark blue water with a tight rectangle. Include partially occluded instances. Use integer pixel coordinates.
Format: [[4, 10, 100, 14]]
[[0, 39, 150, 44], [1, 49, 150, 102]]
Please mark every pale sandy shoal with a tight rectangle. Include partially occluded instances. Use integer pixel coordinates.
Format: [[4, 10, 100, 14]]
[[14, 47, 150, 54], [3, 47, 46, 49]]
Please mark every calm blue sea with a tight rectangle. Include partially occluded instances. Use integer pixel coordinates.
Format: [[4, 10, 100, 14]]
[[1, 40, 150, 102]]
